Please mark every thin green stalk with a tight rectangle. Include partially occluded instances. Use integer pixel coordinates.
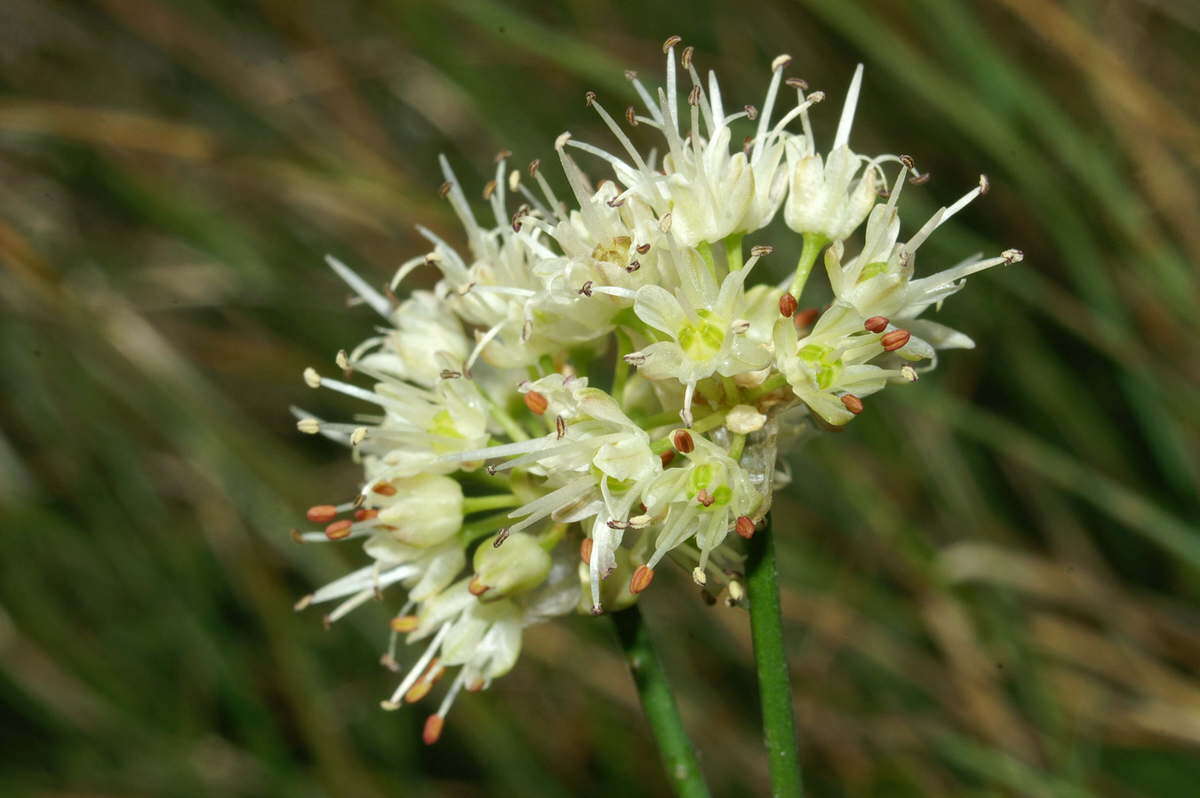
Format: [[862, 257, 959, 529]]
[[788, 233, 828, 299], [461, 494, 521, 515], [724, 233, 744, 271], [746, 514, 803, 797], [612, 605, 712, 798]]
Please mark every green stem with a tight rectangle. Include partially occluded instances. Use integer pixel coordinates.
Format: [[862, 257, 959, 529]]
[[744, 372, 789, 402], [724, 233, 744, 271], [788, 233, 828, 300], [612, 605, 712, 798], [462, 494, 521, 515], [458, 509, 514, 545], [746, 514, 803, 797], [613, 328, 633, 403]]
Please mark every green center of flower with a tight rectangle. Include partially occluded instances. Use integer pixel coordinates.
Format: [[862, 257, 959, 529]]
[[685, 463, 733, 508], [427, 410, 465, 452], [678, 310, 725, 361], [799, 344, 844, 390]]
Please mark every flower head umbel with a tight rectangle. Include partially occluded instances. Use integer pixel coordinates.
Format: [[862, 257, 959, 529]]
[[291, 36, 1020, 742]]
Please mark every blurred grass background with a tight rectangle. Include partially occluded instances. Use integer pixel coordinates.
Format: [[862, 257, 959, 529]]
[[1, 0, 1199, 795]]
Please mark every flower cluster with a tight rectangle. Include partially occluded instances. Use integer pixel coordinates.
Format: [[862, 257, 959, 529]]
[[292, 38, 1020, 743]]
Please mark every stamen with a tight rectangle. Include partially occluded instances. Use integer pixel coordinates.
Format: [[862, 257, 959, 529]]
[[306, 505, 338, 523], [523, 391, 549, 415], [881, 329, 911, 351], [840, 394, 864, 414], [671, 429, 695, 453], [779, 293, 798, 318], [864, 316, 889, 333], [735, 516, 756, 539], [630, 564, 655, 594]]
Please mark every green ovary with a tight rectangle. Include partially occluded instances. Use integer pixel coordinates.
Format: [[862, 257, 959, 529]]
[[678, 311, 725, 361], [798, 344, 843, 389]]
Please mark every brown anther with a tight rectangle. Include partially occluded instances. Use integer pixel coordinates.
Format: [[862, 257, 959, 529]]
[[636, 242, 651, 254], [373, 482, 397, 496], [492, 528, 510, 548], [908, 172, 931, 185], [494, 148, 512, 163], [681, 46, 694, 69], [625, 69, 638, 81], [422, 715, 444, 745], [306, 504, 338, 524], [744, 104, 758, 121], [630, 565, 655, 594], [840, 394, 864, 414], [528, 158, 541, 177], [585, 90, 597, 107], [742, 136, 753, 155], [405, 679, 433, 704], [468, 577, 490, 596], [864, 315, 889, 333], [290, 528, 304, 544], [688, 85, 701, 106], [523, 390, 548, 415], [352, 493, 366, 508], [794, 308, 819, 329], [466, 678, 486, 692], [324, 520, 353, 540], [626, 260, 641, 273], [750, 244, 774, 257], [556, 415, 566, 439], [354, 508, 379, 522], [580, 537, 594, 564], [606, 195, 625, 208], [900, 154, 916, 170], [779, 293, 798, 318], [390, 615, 419, 633], [606, 519, 629, 530], [438, 181, 452, 198], [785, 77, 809, 90], [881, 329, 911, 351], [482, 180, 497, 200], [440, 369, 461, 379], [662, 35, 682, 53], [578, 280, 594, 297], [979, 174, 990, 195], [511, 212, 522, 233], [625, 105, 638, 126], [660, 449, 676, 468], [735, 515, 756, 539], [671, 429, 695, 454], [696, 490, 715, 507]]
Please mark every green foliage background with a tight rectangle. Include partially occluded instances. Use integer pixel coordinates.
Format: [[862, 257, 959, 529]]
[[1, 1, 1198, 795]]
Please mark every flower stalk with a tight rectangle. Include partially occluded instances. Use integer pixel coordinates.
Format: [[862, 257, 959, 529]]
[[613, 605, 712, 798], [746, 514, 803, 797]]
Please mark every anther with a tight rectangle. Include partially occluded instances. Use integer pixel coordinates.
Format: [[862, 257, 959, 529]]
[[468, 577, 490, 596], [779, 293, 798, 318], [636, 243, 651, 254], [554, 132, 572, 150], [628, 514, 652, 529], [438, 181, 452, 199], [1001, 248, 1023, 263], [290, 528, 304, 543], [900, 154, 916, 170], [373, 483, 397, 496], [494, 148, 512, 163], [423, 715, 444, 745], [692, 566, 707, 586], [744, 105, 758, 121], [585, 90, 597, 107], [578, 281, 594, 297], [307, 504, 338, 524], [325, 520, 353, 540], [660, 449, 676, 468], [380, 700, 400, 711], [297, 418, 320, 434], [440, 369, 461, 379], [864, 316, 889, 333], [508, 169, 520, 191], [662, 35, 682, 53], [336, 349, 350, 370], [681, 46, 694, 69], [482, 180, 497, 200], [658, 212, 672, 232], [492, 528, 510, 548], [624, 352, 647, 366], [979, 174, 990, 195], [607, 519, 629, 530], [727, 580, 745, 603], [735, 515, 756, 539], [625, 69, 638, 80], [528, 158, 541, 176], [785, 77, 809, 90], [794, 308, 820, 329], [671, 429, 695, 453], [353, 508, 378, 523], [303, 367, 321, 388], [294, 594, 313, 611], [390, 615, 419, 633], [909, 172, 931, 185], [511, 212, 522, 233], [750, 244, 774, 257], [626, 260, 641, 273], [771, 53, 793, 71], [580, 537, 593, 564], [840, 394, 864, 414], [731, 319, 750, 334], [688, 85, 701, 106], [523, 391, 549, 415], [630, 565, 655, 594], [556, 415, 566, 439], [900, 365, 919, 382], [350, 427, 368, 446], [606, 195, 625, 208], [807, 91, 825, 103], [696, 490, 715, 507], [881, 329, 911, 351]]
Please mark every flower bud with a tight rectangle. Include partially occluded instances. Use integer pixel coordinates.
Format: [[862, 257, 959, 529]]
[[377, 474, 463, 547], [471, 531, 552, 600]]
